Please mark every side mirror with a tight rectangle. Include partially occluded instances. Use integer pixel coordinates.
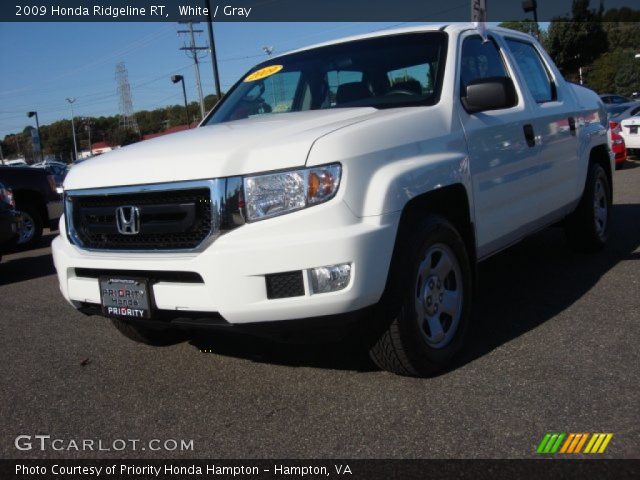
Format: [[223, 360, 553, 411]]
[[462, 76, 517, 113]]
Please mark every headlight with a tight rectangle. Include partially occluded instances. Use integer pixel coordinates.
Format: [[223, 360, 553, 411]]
[[243, 163, 341, 221]]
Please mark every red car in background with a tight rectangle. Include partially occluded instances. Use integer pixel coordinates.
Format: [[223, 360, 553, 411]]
[[609, 120, 627, 169]]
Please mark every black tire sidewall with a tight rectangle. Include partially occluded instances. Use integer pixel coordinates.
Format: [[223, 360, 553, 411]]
[[584, 163, 611, 245], [395, 216, 473, 371]]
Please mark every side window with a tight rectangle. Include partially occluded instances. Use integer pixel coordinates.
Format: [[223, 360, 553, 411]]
[[460, 36, 509, 90], [505, 39, 555, 103]]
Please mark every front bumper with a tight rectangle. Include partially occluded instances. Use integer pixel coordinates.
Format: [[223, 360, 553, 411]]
[[52, 200, 400, 324]]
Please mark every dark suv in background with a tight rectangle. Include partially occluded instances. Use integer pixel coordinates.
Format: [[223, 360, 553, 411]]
[[0, 182, 23, 262], [0, 166, 62, 247]]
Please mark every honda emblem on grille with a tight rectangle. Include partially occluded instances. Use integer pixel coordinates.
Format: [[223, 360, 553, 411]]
[[115, 205, 141, 235]]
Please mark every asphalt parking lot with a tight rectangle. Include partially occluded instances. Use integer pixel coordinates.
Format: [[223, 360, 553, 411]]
[[1, 160, 639, 460]]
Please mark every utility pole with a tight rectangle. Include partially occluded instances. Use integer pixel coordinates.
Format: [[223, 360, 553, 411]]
[[205, 0, 222, 101], [262, 46, 277, 107], [178, 21, 207, 119], [66, 98, 79, 162], [84, 118, 93, 157]]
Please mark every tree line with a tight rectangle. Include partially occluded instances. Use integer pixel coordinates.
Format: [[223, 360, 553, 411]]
[[501, 1, 640, 95], [1, 94, 219, 163]]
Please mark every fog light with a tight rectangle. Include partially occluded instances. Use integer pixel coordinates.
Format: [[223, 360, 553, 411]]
[[310, 263, 351, 294]]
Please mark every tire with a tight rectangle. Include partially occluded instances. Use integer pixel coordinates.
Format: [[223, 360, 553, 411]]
[[15, 201, 43, 248], [564, 162, 611, 252], [369, 215, 473, 376], [111, 317, 185, 346]]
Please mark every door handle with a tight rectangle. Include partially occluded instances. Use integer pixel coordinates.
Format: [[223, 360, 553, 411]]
[[568, 117, 576, 135], [523, 124, 536, 148]]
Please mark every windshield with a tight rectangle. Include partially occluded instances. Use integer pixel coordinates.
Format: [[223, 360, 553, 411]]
[[205, 32, 447, 125]]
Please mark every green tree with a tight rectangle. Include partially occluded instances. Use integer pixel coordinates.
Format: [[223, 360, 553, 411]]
[[547, 0, 608, 78], [499, 20, 549, 49], [602, 22, 640, 51], [108, 128, 140, 147], [585, 49, 640, 95]]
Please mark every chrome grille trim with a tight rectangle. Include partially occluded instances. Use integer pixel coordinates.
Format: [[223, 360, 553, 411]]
[[64, 178, 244, 253]]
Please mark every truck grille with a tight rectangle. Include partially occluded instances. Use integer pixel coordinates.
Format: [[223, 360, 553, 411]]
[[68, 188, 213, 250], [66, 179, 245, 252]]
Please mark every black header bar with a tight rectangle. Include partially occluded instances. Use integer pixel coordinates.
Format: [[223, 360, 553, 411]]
[[1, 0, 639, 22]]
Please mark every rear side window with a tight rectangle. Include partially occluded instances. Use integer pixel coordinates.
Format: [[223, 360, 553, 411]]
[[505, 39, 555, 103], [460, 36, 509, 89]]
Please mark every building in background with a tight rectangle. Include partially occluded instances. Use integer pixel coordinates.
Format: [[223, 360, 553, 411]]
[[78, 141, 117, 159]]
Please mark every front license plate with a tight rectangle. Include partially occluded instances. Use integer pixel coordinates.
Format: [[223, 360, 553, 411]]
[[630, 125, 638, 135], [99, 277, 151, 319]]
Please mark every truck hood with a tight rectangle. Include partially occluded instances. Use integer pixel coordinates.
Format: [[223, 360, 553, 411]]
[[64, 108, 377, 190]]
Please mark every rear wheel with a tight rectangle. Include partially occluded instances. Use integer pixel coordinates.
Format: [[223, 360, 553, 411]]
[[369, 215, 473, 376], [111, 318, 185, 346], [564, 162, 611, 252]]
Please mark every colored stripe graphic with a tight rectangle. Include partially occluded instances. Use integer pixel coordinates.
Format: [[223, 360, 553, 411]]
[[574, 433, 589, 453], [584, 433, 613, 454], [559, 433, 575, 453], [538, 433, 613, 454], [537, 433, 565, 454]]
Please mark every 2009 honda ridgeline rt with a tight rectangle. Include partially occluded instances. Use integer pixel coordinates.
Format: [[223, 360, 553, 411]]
[[53, 24, 613, 376]]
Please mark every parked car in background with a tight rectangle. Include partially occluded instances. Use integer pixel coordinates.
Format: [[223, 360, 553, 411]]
[[0, 182, 23, 263], [609, 126, 628, 169], [0, 166, 62, 247], [3, 159, 27, 166], [31, 161, 69, 191], [600, 93, 638, 116], [608, 103, 640, 126], [619, 113, 640, 155]]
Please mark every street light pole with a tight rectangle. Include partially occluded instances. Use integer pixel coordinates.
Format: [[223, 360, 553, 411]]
[[522, 0, 540, 39], [27, 111, 44, 163], [66, 98, 78, 162], [172, 75, 191, 126]]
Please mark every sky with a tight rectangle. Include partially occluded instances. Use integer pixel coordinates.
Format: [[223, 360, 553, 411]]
[[0, 21, 437, 137]]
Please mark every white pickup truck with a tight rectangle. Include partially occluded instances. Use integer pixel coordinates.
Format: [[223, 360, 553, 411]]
[[53, 24, 613, 376]]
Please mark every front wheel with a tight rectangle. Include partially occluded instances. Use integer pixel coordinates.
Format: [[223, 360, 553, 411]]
[[369, 215, 473, 376], [564, 162, 611, 252]]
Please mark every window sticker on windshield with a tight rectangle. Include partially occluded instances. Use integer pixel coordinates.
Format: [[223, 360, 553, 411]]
[[244, 65, 283, 82]]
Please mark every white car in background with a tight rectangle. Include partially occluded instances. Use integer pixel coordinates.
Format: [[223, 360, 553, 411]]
[[619, 112, 640, 152]]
